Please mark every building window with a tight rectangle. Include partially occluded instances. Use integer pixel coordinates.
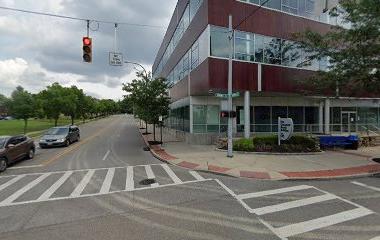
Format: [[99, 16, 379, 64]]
[[191, 41, 199, 69], [288, 107, 305, 132], [235, 31, 255, 62], [210, 26, 229, 58], [263, 0, 282, 10], [282, 0, 298, 14], [264, 37, 282, 65], [255, 106, 271, 132]]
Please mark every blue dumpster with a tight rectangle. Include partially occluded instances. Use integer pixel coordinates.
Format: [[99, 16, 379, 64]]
[[319, 135, 359, 150]]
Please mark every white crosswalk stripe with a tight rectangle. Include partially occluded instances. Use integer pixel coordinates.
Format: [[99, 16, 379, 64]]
[[126, 166, 134, 190], [144, 165, 159, 187], [38, 171, 73, 200], [0, 173, 51, 206], [228, 184, 374, 239], [0, 164, 208, 208]]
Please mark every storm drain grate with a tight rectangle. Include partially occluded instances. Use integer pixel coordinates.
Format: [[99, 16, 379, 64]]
[[139, 178, 156, 185]]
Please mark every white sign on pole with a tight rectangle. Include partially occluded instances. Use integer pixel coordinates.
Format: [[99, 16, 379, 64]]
[[278, 117, 294, 145], [159, 116, 163, 122], [109, 52, 123, 66]]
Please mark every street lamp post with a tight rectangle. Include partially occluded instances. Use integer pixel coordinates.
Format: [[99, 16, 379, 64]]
[[124, 61, 147, 76], [227, 14, 234, 158]]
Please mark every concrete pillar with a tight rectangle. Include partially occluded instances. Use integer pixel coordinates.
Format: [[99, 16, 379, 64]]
[[244, 91, 250, 138], [324, 98, 330, 134], [258, 64, 262, 92], [319, 101, 324, 133], [189, 97, 193, 134]]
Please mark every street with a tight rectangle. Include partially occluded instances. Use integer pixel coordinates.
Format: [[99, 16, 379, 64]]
[[0, 115, 379, 240]]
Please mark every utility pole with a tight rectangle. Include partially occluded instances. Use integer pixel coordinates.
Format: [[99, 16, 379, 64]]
[[227, 14, 233, 158]]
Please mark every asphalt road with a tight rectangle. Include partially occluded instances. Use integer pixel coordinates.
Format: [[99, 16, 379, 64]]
[[0, 115, 379, 240]]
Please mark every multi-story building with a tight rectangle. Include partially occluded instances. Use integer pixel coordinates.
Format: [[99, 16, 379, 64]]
[[153, 0, 380, 143]]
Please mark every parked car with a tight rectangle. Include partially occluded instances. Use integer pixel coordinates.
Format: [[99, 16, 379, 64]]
[[39, 126, 80, 148], [4, 116, 14, 120], [0, 135, 35, 172], [0, 116, 4, 120]]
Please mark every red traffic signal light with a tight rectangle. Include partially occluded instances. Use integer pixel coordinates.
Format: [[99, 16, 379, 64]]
[[220, 111, 237, 118], [82, 37, 92, 63]]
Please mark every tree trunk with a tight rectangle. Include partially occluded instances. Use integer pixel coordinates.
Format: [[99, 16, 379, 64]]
[[54, 118, 58, 127], [71, 115, 74, 125], [153, 123, 156, 141], [24, 119, 28, 134], [145, 121, 148, 134]]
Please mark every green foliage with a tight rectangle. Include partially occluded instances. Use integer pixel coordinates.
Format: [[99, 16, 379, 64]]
[[7, 86, 36, 134], [294, 0, 380, 95], [231, 135, 319, 153], [123, 71, 171, 140], [233, 138, 254, 152]]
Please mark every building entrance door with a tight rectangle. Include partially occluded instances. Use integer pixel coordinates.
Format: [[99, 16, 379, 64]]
[[341, 112, 357, 133]]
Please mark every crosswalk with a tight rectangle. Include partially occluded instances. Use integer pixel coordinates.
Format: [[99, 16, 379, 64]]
[[216, 181, 375, 240], [0, 164, 208, 208]]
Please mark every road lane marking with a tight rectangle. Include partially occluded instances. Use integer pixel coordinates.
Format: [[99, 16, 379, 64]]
[[102, 150, 110, 161], [0, 173, 51, 206], [161, 164, 182, 184], [99, 168, 115, 194], [189, 171, 205, 181], [0, 178, 212, 208], [70, 170, 95, 197], [38, 171, 73, 200], [41, 118, 118, 166], [274, 207, 373, 238], [9, 164, 43, 170], [144, 165, 159, 187], [352, 181, 380, 192], [237, 185, 312, 200], [0, 175, 24, 192], [252, 193, 337, 216], [212, 182, 375, 239], [126, 166, 134, 190], [0, 163, 169, 179]]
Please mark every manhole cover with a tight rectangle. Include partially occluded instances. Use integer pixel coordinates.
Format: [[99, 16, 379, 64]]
[[143, 146, 150, 151], [373, 158, 380, 164], [140, 178, 156, 185]]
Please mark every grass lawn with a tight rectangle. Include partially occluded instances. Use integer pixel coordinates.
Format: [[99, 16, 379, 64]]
[[0, 118, 75, 136]]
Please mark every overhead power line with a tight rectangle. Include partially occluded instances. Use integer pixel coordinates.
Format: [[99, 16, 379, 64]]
[[234, 0, 271, 29], [0, 6, 166, 29]]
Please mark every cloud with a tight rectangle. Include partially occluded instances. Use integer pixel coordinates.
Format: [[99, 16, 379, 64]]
[[0, 0, 177, 99]]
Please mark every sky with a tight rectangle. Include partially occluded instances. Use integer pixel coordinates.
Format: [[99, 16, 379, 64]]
[[0, 0, 177, 100]]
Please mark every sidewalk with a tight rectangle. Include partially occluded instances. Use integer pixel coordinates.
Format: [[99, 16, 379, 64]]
[[139, 124, 380, 180]]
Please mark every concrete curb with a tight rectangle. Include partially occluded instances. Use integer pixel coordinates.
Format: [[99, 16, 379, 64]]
[[137, 123, 380, 181], [215, 148, 324, 155]]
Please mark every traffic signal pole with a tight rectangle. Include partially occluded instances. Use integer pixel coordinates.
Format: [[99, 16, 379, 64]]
[[227, 15, 233, 158]]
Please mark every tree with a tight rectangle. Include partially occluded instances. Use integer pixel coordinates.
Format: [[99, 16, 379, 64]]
[[0, 94, 9, 116], [38, 83, 67, 126], [123, 71, 171, 142], [294, 0, 380, 96], [7, 86, 35, 134]]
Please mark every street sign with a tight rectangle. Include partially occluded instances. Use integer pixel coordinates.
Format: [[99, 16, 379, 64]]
[[109, 52, 123, 66], [278, 117, 294, 145], [159, 116, 163, 122], [215, 92, 240, 98]]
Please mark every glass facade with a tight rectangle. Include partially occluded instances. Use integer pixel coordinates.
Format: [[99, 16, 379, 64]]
[[238, 0, 340, 25], [330, 107, 380, 133], [153, 0, 203, 78], [193, 105, 223, 133], [166, 106, 190, 132], [167, 27, 209, 84], [210, 26, 326, 71]]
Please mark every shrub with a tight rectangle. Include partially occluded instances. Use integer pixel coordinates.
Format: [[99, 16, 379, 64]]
[[233, 138, 254, 152]]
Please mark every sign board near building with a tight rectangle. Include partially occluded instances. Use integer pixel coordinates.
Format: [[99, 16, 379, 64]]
[[109, 52, 123, 66], [278, 117, 294, 145]]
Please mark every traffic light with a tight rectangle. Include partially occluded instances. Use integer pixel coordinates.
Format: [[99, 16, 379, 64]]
[[220, 111, 229, 118], [220, 111, 237, 118], [82, 37, 92, 63]]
